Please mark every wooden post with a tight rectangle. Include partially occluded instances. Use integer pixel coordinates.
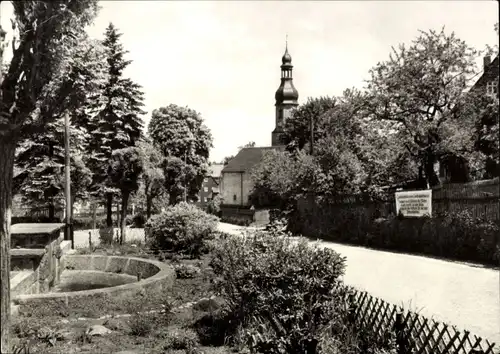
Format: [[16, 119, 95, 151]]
[[347, 293, 357, 326], [394, 311, 406, 354], [64, 112, 73, 249], [183, 150, 187, 203], [309, 115, 314, 155]]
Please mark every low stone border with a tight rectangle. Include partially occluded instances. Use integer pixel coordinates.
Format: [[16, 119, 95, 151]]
[[12, 255, 175, 313]]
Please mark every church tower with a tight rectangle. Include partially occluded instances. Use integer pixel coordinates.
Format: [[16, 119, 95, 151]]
[[272, 40, 299, 146]]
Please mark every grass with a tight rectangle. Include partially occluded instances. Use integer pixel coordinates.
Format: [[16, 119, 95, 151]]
[[10, 241, 236, 354]]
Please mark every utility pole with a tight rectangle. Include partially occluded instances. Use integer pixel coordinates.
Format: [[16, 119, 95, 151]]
[[183, 149, 187, 203], [309, 115, 314, 155], [64, 112, 73, 249]]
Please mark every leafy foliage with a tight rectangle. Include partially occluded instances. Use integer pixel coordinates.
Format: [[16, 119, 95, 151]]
[[250, 149, 316, 209], [144, 202, 218, 258], [473, 95, 499, 178], [205, 194, 222, 216], [210, 228, 393, 353], [283, 96, 337, 151], [1, 0, 100, 140], [136, 140, 165, 218], [148, 104, 213, 204], [366, 28, 483, 187], [9, 7, 103, 219]]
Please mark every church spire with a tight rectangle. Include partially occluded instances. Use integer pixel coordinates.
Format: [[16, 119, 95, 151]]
[[272, 39, 299, 147]]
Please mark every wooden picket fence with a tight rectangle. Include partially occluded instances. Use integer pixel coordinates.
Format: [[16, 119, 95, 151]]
[[348, 290, 498, 354]]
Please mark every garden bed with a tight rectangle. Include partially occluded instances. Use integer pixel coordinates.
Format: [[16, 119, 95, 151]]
[[10, 247, 234, 354]]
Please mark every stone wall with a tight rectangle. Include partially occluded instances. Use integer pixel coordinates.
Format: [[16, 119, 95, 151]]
[[220, 205, 254, 225], [221, 171, 254, 206], [11, 224, 64, 296]]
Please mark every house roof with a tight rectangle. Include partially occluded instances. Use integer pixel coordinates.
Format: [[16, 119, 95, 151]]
[[471, 55, 499, 91], [208, 163, 224, 178], [221, 146, 285, 173]]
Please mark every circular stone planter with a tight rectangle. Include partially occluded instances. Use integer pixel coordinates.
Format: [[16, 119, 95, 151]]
[[12, 255, 175, 314]]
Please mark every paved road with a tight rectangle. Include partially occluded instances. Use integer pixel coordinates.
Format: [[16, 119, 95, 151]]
[[217, 222, 500, 345]]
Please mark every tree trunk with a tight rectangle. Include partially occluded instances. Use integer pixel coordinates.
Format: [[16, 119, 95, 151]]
[[424, 153, 440, 188], [0, 140, 16, 353], [120, 192, 129, 245], [146, 195, 153, 219], [116, 202, 120, 229], [106, 193, 113, 227], [92, 202, 97, 230], [48, 202, 55, 221]]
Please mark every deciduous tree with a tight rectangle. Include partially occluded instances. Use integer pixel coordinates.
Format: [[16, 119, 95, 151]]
[[0, 1, 99, 351], [283, 96, 337, 151], [148, 104, 213, 204], [366, 28, 483, 187], [137, 140, 165, 218], [250, 149, 317, 209]]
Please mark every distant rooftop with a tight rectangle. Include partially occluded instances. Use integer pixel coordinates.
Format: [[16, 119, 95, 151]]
[[222, 146, 285, 173]]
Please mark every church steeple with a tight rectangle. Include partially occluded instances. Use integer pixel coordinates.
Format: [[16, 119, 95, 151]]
[[272, 38, 299, 146]]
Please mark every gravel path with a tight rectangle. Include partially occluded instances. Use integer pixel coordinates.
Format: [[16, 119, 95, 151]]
[[217, 223, 500, 345]]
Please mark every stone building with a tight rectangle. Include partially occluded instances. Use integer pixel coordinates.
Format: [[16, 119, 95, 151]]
[[220, 43, 299, 211]]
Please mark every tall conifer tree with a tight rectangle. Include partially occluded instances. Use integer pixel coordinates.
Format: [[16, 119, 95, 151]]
[[88, 23, 146, 227]]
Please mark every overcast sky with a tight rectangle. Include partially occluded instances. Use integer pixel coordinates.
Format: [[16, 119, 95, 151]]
[[1, 1, 498, 162]]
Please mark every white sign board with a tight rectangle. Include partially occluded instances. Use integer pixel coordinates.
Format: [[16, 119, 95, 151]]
[[395, 190, 432, 217]]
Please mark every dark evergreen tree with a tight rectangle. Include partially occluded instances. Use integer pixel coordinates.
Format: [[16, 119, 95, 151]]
[[88, 23, 146, 227], [13, 36, 105, 219]]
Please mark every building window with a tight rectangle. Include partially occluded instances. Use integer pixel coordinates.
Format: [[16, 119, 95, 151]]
[[204, 187, 208, 192], [486, 80, 498, 97], [233, 194, 237, 201], [203, 197, 207, 203], [203, 178, 208, 183]]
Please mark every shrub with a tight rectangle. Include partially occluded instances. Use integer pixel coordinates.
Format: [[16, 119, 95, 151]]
[[162, 328, 199, 351], [174, 264, 201, 279], [132, 212, 147, 228], [210, 227, 376, 352], [128, 313, 154, 336], [98, 227, 114, 245], [144, 202, 218, 258], [220, 215, 252, 226], [194, 308, 236, 346], [206, 195, 222, 216]]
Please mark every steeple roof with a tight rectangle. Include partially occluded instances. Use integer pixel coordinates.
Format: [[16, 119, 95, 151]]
[[275, 41, 299, 104]]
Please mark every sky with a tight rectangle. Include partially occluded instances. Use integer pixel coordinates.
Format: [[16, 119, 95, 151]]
[[1, 1, 499, 162]]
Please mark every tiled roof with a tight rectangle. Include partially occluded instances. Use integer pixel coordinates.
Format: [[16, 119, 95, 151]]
[[208, 164, 224, 178], [221, 146, 285, 173]]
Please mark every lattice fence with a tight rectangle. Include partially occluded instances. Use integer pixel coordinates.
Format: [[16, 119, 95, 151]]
[[348, 290, 498, 354]]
